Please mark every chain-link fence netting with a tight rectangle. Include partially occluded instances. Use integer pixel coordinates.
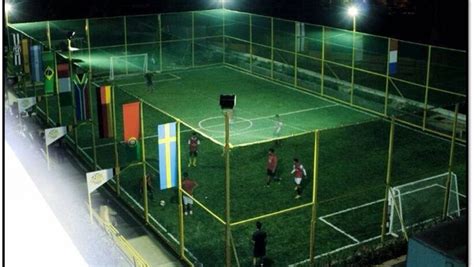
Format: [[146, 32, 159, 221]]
[[7, 8, 467, 265]]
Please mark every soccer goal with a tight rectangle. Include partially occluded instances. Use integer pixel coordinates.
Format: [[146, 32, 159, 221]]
[[109, 53, 148, 80], [387, 172, 461, 237]]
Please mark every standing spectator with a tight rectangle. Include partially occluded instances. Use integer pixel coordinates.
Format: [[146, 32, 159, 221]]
[[266, 148, 279, 186], [291, 158, 307, 199], [144, 72, 154, 92], [251, 221, 267, 266], [188, 132, 200, 167], [182, 172, 198, 215], [273, 114, 283, 145]]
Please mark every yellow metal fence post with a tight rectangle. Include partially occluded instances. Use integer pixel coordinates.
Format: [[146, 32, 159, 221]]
[[224, 111, 232, 266], [442, 103, 459, 218], [381, 117, 395, 242], [177, 122, 185, 258], [309, 130, 320, 266], [422, 45, 432, 130], [111, 85, 121, 195], [140, 101, 149, 223], [86, 19, 98, 170], [320, 26, 325, 95]]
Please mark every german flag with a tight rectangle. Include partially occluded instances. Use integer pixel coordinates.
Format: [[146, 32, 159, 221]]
[[97, 85, 113, 138]]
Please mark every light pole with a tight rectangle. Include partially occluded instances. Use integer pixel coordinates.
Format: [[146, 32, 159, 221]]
[[348, 6, 358, 105]]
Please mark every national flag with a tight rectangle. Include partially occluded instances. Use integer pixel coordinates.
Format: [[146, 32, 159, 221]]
[[30, 45, 43, 82], [17, 97, 37, 113], [158, 122, 177, 190], [12, 33, 21, 66], [123, 102, 141, 162], [43, 52, 55, 94], [86, 168, 114, 193], [73, 72, 89, 121], [97, 85, 114, 138], [57, 63, 71, 93], [21, 39, 30, 74], [389, 39, 398, 75], [45, 126, 67, 146]]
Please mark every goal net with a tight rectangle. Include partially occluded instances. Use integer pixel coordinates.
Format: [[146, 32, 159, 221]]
[[388, 172, 460, 237], [109, 53, 148, 80]]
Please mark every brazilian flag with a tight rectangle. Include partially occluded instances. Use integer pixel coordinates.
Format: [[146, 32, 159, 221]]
[[43, 52, 55, 94]]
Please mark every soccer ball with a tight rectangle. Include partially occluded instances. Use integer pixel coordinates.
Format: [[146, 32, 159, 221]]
[[160, 200, 166, 207]]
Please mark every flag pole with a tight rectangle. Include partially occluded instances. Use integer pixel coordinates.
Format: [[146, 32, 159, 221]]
[[46, 22, 52, 127], [88, 192, 93, 223], [177, 121, 185, 258], [68, 38, 79, 153], [85, 19, 98, 170], [53, 51, 62, 124], [46, 142, 50, 170], [140, 101, 149, 223], [111, 85, 120, 195]]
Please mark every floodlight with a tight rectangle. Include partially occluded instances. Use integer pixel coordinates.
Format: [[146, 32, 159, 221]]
[[219, 95, 236, 109], [348, 6, 359, 17], [5, 3, 12, 13]]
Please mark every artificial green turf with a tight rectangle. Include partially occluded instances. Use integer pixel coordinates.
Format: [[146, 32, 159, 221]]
[[33, 65, 467, 266]]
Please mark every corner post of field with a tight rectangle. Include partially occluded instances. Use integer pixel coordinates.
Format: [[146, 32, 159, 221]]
[[140, 101, 149, 223], [442, 103, 459, 219], [111, 85, 121, 195], [85, 18, 98, 170], [309, 130, 320, 266], [176, 121, 186, 259], [422, 45, 432, 130], [381, 117, 395, 242], [320, 26, 325, 95], [224, 110, 232, 266]]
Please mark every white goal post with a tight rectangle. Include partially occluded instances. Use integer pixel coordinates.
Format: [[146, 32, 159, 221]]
[[109, 53, 148, 80], [387, 172, 461, 237]]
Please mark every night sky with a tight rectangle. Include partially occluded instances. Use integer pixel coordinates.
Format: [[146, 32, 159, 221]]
[[6, 0, 468, 50]]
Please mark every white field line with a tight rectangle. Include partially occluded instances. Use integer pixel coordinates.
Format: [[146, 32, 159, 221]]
[[201, 105, 338, 131], [304, 176, 465, 266], [319, 217, 360, 243], [321, 183, 445, 220]]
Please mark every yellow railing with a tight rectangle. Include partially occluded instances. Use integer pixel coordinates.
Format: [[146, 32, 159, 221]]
[[91, 207, 150, 267]]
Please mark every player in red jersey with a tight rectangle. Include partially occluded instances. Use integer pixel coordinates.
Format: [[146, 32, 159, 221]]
[[188, 132, 200, 167], [291, 158, 307, 199], [182, 172, 198, 215], [266, 148, 279, 186]]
